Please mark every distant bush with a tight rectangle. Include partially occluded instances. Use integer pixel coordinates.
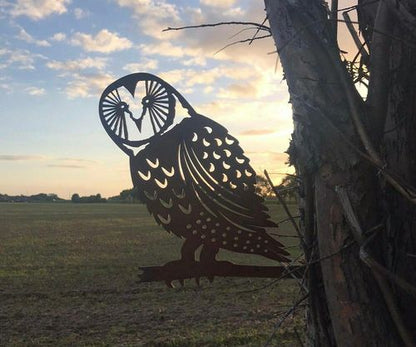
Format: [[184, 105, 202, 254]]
[[71, 193, 106, 203], [108, 187, 141, 203]]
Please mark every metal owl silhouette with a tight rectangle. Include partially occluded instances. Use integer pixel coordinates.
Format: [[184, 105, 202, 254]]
[[99, 72, 290, 286]]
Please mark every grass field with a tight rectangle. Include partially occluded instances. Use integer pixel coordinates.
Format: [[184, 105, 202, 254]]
[[0, 202, 305, 346]]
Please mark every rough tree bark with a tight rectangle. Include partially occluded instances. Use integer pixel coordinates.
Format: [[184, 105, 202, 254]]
[[264, 0, 416, 346]]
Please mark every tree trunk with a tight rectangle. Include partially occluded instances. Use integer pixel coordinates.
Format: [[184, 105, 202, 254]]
[[264, 0, 416, 346]]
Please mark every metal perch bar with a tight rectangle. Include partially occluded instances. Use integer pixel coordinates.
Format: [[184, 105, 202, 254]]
[[139, 261, 304, 284]]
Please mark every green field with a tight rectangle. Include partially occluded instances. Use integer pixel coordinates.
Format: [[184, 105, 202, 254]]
[[0, 202, 305, 346]]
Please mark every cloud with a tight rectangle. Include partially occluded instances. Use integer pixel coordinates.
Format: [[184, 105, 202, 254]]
[[25, 86, 46, 96], [9, 0, 70, 20], [218, 82, 258, 99], [64, 72, 114, 98], [50, 32, 66, 42], [47, 157, 97, 169], [0, 48, 44, 70], [139, 41, 208, 65], [46, 57, 107, 71], [247, 151, 289, 161], [240, 129, 276, 136], [0, 155, 45, 161], [115, 0, 181, 39], [159, 66, 257, 89], [47, 164, 86, 169], [70, 29, 132, 53], [16, 27, 50, 46], [56, 157, 97, 164], [149, 2, 276, 71], [0, 155, 97, 170], [244, 152, 292, 177], [123, 58, 158, 71], [200, 0, 237, 8], [73, 7, 88, 19], [196, 99, 293, 140]]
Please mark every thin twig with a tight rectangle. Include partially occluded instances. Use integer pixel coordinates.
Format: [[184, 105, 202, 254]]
[[264, 169, 304, 245], [309, 240, 356, 266], [338, 0, 379, 13], [294, 327, 305, 347], [242, 238, 356, 294], [360, 232, 416, 297], [342, 11, 370, 61], [214, 34, 271, 55], [275, 185, 298, 193], [276, 215, 301, 225], [228, 27, 262, 40], [249, 16, 269, 45], [274, 17, 416, 57], [238, 252, 305, 294], [163, 21, 270, 32], [266, 172, 300, 179], [298, 99, 416, 204], [264, 293, 309, 347]]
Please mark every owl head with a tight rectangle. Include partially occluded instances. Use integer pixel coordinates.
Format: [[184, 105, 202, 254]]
[[99, 72, 195, 156]]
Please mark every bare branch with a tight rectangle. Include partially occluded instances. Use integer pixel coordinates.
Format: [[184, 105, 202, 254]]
[[214, 34, 272, 55], [249, 16, 269, 45], [360, 232, 416, 297], [338, 0, 380, 13], [367, 0, 394, 141], [163, 21, 270, 33], [330, 0, 339, 41], [299, 100, 416, 204], [342, 11, 370, 62], [336, 186, 415, 346], [264, 293, 309, 347], [384, 0, 416, 37], [264, 170, 304, 246]]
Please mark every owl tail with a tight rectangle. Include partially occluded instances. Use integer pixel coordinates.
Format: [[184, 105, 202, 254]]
[[261, 234, 291, 263]]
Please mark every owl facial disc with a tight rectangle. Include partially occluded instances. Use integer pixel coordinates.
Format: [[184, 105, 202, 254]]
[[99, 73, 178, 156]]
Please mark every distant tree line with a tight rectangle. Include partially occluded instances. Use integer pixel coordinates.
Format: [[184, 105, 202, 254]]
[[71, 188, 140, 203], [0, 193, 64, 203], [1, 175, 297, 204]]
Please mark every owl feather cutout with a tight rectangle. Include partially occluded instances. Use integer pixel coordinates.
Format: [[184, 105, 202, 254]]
[[99, 73, 292, 286]]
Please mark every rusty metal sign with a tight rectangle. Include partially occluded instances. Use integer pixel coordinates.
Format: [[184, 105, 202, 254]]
[[99, 73, 291, 286]]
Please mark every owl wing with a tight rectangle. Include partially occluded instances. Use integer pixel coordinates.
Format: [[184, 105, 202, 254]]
[[179, 115, 277, 233], [130, 114, 289, 261]]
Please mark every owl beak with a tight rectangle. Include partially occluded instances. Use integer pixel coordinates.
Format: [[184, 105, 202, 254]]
[[131, 107, 146, 133], [134, 117, 143, 132]]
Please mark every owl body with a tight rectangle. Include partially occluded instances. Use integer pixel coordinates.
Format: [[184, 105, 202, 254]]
[[100, 73, 289, 263], [130, 114, 288, 261]]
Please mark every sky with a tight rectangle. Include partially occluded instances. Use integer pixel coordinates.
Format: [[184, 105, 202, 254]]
[[0, 0, 357, 198]]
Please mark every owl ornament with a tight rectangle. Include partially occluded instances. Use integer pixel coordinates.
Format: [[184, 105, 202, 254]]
[[99, 73, 292, 287]]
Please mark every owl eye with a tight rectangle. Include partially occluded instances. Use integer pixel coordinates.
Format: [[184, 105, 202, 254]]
[[142, 78, 174, 136], [100, 88, 129, 140]]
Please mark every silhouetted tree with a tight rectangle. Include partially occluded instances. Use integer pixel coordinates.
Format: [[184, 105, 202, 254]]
[[71, 193, 80, 203], [265, 0, 416, 345]]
